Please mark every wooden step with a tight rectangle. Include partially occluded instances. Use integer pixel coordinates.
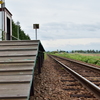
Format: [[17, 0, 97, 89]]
[[0, 48, 37, 51], [0, 60, 35, 64], [0, 98, 27, 100], [0, 45, 38, 49], [0, 40, 39, 45], [0, 44, 38, 46], [0, 54, 36, 57], [0, 70, 33, 76], [0, 67, 33, 72], [0, 50, 37, 56], [0, 40, 44, 100], [0, 75, 32, 83], [0, 83, 30, 99], [0, 63, 34, 67], [0, 66, 33, 71], [0, 61, 34, 75], [0, 56, 36, 61]]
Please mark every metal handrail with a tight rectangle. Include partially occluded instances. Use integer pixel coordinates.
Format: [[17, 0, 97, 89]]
[[11, 35, 20, 40], [0, 29, 5, 40], [0, 29, 20, 40]]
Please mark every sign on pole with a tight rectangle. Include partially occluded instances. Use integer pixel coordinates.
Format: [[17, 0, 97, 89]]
[[33, 24, 39, 29], [33, 24, 39, 40], [0, 1, 4, 4]]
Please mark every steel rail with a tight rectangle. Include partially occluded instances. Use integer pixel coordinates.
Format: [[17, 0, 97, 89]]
[[52, 55, 100, 73], [49, 55, 100, 100]]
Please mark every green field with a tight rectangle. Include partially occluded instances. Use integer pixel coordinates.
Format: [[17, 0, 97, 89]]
[[53, 53, 100, 66]]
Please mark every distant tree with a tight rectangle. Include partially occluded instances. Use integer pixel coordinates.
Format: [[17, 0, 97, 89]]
[[66, 51, 69, 53], [12, 21, 17, 39], [70, 50, 100, 53], [96, 50, 99, 53], [52, 51, 58, 54], [71, 50, 75, 53], [12, 20, 31, 40]]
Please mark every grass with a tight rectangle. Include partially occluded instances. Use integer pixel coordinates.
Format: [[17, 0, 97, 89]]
[[53, 53, 100, 66], [44, 53, 48, 60]]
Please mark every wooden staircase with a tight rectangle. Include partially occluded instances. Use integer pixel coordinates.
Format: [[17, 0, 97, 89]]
[[0, 40, 45, 100]]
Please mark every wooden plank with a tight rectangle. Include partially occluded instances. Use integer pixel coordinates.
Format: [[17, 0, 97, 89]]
[[0, 83, 30, 98], [0, 98, 27, 100], [0, 63, 34, 67], [0, 75, 32, 83], [0, 67, 33, 72], [0, 48, 37, 51], [0, 56, 36, 62], [0, 50, 37, 56], [0, 45, 38, 49], [0, 40, 41, 100], [0, 54, 36, 57], [0, 40, 39, 45], [0, 62, 34, 75], [0, 60, 35, 64], [0, 65, 34, 71], [0, 43, 38, 46], [0, 70, 33, 75]]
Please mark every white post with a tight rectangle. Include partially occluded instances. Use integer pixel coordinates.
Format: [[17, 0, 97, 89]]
[[16, 21, 20, 40], [33, 24, 39, 40], [35, 29, 37, 40], [0, 0, 5, 40]]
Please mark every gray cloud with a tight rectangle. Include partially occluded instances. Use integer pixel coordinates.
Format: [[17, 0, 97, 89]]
[[43, 42, 100, 51], [5, 0, 100, 51], [38, 22, 100, 40]]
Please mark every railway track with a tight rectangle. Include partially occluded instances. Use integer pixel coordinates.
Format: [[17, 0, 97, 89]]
[[49, 55, 100, 100]]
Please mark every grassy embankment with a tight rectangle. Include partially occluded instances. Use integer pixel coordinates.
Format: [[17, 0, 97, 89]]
[[53, 53, 100, 66]]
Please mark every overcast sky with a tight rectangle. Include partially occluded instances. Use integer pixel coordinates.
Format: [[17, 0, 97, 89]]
[[5, 0, 100, 51]]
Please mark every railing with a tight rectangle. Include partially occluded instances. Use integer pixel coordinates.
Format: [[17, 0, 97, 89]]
[[0, 29, 20, 40], [11, 35, 20, 40]]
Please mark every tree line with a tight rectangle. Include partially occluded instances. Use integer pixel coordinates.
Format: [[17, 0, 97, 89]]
[[71, 50, 100, 53], [12, 21, 31, 40], [47, 50, 100, 54]]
